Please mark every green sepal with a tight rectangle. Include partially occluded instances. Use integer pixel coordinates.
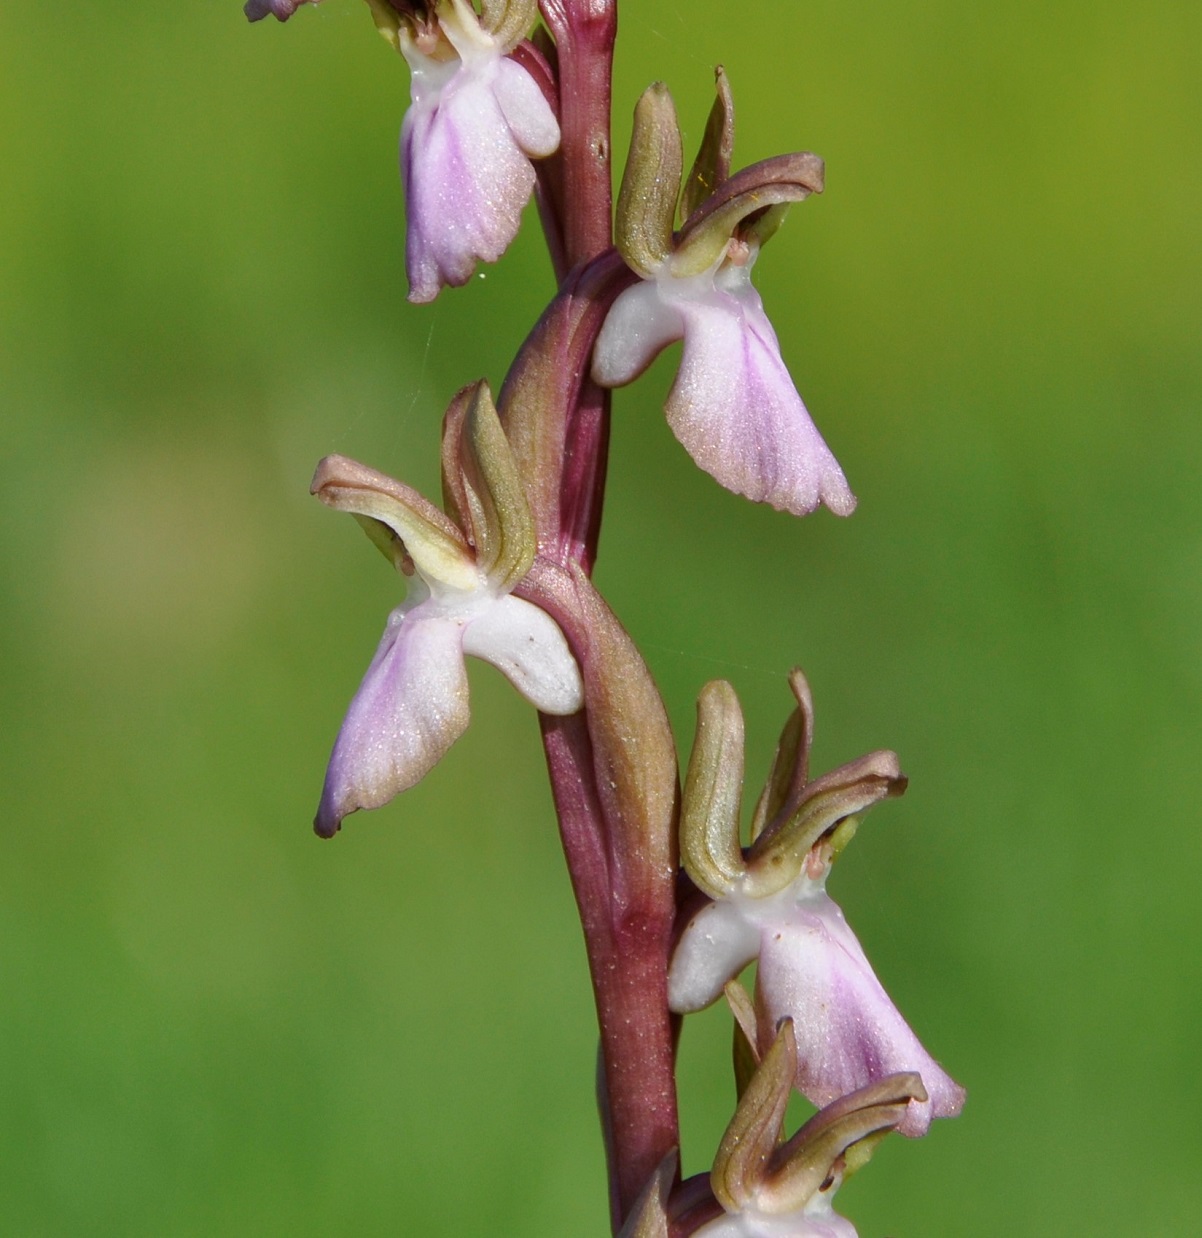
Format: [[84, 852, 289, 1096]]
[[740, 201, 791, 250], [485, 0, 539, 52], [671, 152, 825, 277], [616, 83, 684, 278], [680, 680, 749, 899], [439, 383, 472, 533], [617, 1150, 677, 1238], [749, 668, 814, 842], [724, 980, 761, 1102], [363, 0, 406, 51], [680, 65, 735, 225], [826, 813, 859, 863], [311, 454, 478, 591], [711, 1019, 796, 1213], [758, 1073, 926, 1215], [457, 380, 536, 591], [841, 1128, 890, 1180], [746, 750, 906, 897], [351, 513, 411, 574]]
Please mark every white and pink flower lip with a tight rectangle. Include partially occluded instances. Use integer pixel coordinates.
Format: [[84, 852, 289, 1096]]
[[593, 244, 854, 518], [383, 0, 559, 302]]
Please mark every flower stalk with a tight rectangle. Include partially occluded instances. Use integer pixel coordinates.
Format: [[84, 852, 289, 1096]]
[[244, 0, 964, 1231]]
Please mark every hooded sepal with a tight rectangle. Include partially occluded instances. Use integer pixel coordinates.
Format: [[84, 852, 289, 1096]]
[[679, 66, 735, 225], [671, 152, 825, 278], [479, 0, 541, 54], [311, 454, 477, 590], [703, 1022, 922, 1237], [745, 748, 905, 899], [442, 379, 537, 591], [758, 1072, 925, 1214], [615, 83, 684, 279], [681, 679, 749, 899], [749, 667, 814, 843], [711, 1020, 798, 1214]]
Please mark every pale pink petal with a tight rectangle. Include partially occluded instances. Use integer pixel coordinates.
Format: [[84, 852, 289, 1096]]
[[462, 593, 583, 715], [755, 894, 965, 1137], [667, 900, 761, 1014], [315, 604, 470, 837], [402, 53, 554, 302], [492, 55, 560, 158], [592, 280, 686, 388], [667, 270, 855, 517], [696, 1206, 857, 1238]]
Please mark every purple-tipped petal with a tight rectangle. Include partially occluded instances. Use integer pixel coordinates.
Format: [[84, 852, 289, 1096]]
[[756, 893, 965, 1137], [315, 605, 470, 837], [668, 900, 761, 1014], [592, 279, 686, 388], [462, 593, 583, 715], [401, 49, 559, 302], [667, 266, 856, 517]]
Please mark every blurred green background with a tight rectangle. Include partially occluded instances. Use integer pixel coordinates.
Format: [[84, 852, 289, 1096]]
[[3, 1, 1200, 1233]]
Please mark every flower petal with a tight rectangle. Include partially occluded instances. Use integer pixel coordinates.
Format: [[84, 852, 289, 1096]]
[[592, 279, 686, 388], [402, 51, 548, 302], [311, 454, 478, 593], [695, 1206, 857, 1238], [491, 55, 560, 158], [668, 900, 761, 1014], [461, 593, 583, 714], [315, 606, 471, 837], [666, 266, 855, 517], [755, 894, 965, 1137]]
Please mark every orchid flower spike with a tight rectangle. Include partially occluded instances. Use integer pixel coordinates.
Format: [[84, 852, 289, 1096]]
[[311, 381, 582, 837], [698, 1020, 926, 1238], [360, 0, 559, 302], [592, 73, 854, 518], [667, 671, 965, 1137]]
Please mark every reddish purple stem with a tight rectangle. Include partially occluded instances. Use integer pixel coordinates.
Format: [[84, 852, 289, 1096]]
[[531, 0, 682, 1229]]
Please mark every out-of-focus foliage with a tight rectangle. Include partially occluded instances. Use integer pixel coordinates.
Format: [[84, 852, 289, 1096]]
[[2, 2, 1199, 1233]]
